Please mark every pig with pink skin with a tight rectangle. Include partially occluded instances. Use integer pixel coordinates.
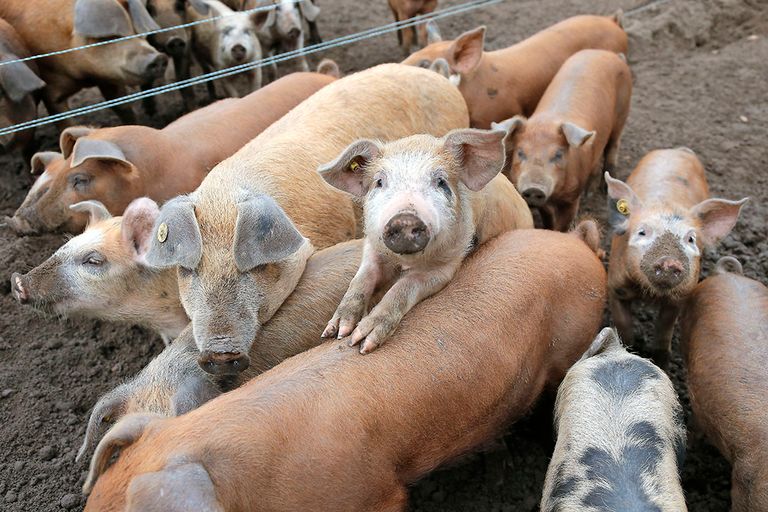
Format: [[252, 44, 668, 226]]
[[10, 199, 188, 344], [319, 128, 532, 353], [604, 147, 748, 369]]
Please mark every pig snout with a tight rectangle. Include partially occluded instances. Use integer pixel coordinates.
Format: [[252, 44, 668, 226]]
[[651, 256, 685, 288], [383, 213, 431, 254], [230, 44, 247, 62], [10, 273, 29, 304], [198, 349, 251, 375], [142, 53, 169, 80], [640, 232, 690, 290], [165, 36, 187, 58], [286, 27, 301, 40], [3, 214, 37, 235], [520, 185, 549, 207]]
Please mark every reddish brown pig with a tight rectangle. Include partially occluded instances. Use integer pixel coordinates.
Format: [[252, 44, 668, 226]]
[[402, 14, 627, 128], [680, 257, 768, 512], [83, 225, 607, 511], [494, 49, 632, 231], [388, 0, 438, 56], [605, 148, 748, 369], [0, 18, 46, 163], [0, 0, 168, 124], [6, 71, 334, 235]]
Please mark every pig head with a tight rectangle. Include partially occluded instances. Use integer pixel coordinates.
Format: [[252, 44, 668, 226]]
[[144, 0, 189, 59], [139, 192, 314, 375], [605, 171, 747, 300]]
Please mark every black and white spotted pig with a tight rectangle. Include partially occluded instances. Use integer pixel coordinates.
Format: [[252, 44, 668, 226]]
[[541, 327, 687, 512]]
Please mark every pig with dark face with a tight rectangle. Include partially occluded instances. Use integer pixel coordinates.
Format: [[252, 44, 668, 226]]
[[605, 148, 747, 369], [541, 328, 687, 512], [0, 17, 46, 164], [493, 49, 632, 231], [319, 128, 532, 353], [0, 0, 168, 125], [10, 199, 188, 344]]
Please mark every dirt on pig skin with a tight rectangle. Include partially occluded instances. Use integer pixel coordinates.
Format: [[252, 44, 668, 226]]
[[1, 0, 766, 510]]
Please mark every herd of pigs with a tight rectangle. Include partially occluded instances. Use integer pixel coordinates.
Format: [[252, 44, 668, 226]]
[[0, 0, 766, 511]]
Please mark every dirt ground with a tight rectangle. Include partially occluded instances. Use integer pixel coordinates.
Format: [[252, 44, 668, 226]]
[[0, 0, 766, 510]]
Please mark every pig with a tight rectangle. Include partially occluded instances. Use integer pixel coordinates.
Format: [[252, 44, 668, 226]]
[[188, 0, 269, 99], [679, 257, 768, 512], [493, 49, 632, 231], [11, 199, 188, 345], [541, 327, 687, 512], [132, 64, 468, 375], [77, 238, 363, 462], [319, 128, 533, 352], [82, 225, 608, 511], [0, 0, 169, 125], [5, 71, 334, 235], [388, 0, 438, 57], [604, 148, 748, 369], [402, 14, 627, 128], [0, 17, 46, 164]]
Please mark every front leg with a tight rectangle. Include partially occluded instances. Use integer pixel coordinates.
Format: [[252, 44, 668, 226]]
[[351, 262, 459, 354], [98, 83, 136, 124], [221, 77, 241, 98], [609, 291, 634, 346], [652, 299, 680, 371], [552, 199, 580, 232]]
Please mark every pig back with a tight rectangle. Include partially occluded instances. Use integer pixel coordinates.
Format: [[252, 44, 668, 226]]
[[680, 272, 768, 463], [626, 149, 710, 209]]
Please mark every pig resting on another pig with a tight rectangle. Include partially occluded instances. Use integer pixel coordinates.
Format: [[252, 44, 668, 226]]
[[320, 128, 532, 352], [680, 257, 768, 512], [605, 148, 747, 369], [541, 327, 687, 512]]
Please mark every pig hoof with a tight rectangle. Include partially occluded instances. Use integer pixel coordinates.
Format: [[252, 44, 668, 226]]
[[321, 322, 338, 339], [360, 339, 380, 354]]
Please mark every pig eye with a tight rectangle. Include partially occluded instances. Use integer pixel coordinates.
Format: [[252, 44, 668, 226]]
[[70, 174, 91, 191], [551, 149, 564, 162], [637, 229, 646, 237], [686, 233, 696, 245], [82, 251, 105, 266], [516, 149, 526, 161]]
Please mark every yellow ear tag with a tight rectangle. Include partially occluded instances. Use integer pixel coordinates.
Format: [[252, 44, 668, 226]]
[[349, 160, 360, 172], [616, 199, 630, 216], [157, 222, 168, 243]]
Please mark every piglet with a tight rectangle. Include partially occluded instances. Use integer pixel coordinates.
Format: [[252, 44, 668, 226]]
[[319, 128, 532, 352], [605, 148, 747, 369], [541, 327, 687, 512], [493, 49, 632, 231], [680, 257, 768, 511]]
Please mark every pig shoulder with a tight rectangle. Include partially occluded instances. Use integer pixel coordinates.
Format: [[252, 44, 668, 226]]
[[471, 174, 533, 243]]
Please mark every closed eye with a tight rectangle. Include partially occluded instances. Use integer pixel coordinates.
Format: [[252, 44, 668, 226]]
[[82, 251, 105, 266]]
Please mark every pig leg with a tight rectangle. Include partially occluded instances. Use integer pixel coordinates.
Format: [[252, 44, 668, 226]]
[[199, 62, 218, 102], [609, 292, 634, 346], [222, 77, 241, 98], [141, 81, 158, 117], [398, 10, 415, 56], [351, 262, 459, 354], [307, 20, 322, 45], [174, 53, 197, 113], [390, 5, 403, 46], [552, 200, 580, 232], [652, 300, 679, 370], [98, 84, 137, 125]]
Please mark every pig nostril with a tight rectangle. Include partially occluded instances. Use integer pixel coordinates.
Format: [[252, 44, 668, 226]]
[[147, 55, 169, 77], [521, 187, 547, 207], [231, 45, 246, 60], [166, 37, 187, 55], [383, 213, 431, 255], [197, 350, 250, 375], [287, 27, 300, 39]]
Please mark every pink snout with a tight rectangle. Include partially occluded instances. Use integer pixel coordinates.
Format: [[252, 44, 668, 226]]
[[383, 213, 431, 255]]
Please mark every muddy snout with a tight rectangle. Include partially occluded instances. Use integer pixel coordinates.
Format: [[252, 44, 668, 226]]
[[3, 214, 37, 235], [650, 256, 685, 288], [198, 348, 251, 375], [641, 233, 690, 290], [10, 272, 29, 304], [520, 185, 549, 207], [383, 213, 431, 254], [142, 52, 169, 81]]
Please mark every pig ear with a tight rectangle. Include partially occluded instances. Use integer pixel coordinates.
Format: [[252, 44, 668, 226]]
[[233, 194, 306, 272], [490, 115, 526, 149], [429, 58, 451, 80], [561, 122, 595, 148], [604, 172, 641, 235], [317, 139, 381, 197], [126, 462, 223, 512], [316, 58, 340, 78], [30, 151, 61, 176], [444, 128, 506, 192], [0, 60, 45, 103], [70, 200, 113, 224], [170, 374, 221, 415], [690, 197, 748, 246], [60, 126, 93, 158], [71, 138, 135, 172], [83, 413, 160, 495], [73, 0, 134, 38], [127, 0, 161, 33], [76, 384, 130, 464], [426, 20, 442, 44], [298, 0, 320, 22], [714, 256, 743, 276], [447, 26, 485, 74], [251, 8, 271, 30], [188, 0, 210, 15], [122, 198, 161, 262], [144, 196, 203, 269]]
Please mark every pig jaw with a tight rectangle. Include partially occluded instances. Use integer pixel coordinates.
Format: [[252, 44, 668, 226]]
[[11, 257, 70, 314]]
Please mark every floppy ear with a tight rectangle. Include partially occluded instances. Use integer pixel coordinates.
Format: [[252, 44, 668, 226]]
[[316, 58, 340, 78], [690, 197, 748, 246], [126, 462, 224, 512], [70, 200, 113, 224], [188, 0, 210, 14], [444, 128, 505, 191], [83, 413, 160, 495], [561, 122, 595, 148], [490, 115, 526, 150], [317, 139, 381, 197], [425, 20, 442, 44], [0, 60, 45, 103], [127, 0, 161, 33], [122, 197, 161, 263], [170, 373, 221, 416], [233, 194, 306, 272], [144, 196, 203, 269], [447, 26, 485, 74], [71, 137, 134, 172], [604, 172, 641, 235], [429, 58, 451, 79], [73, 0, 134, 38], [251, 8, 271, 30], [30, 151, 61, 176], [298, 0, 320, 22], [60, 126, 93, 158], [76, 383, 131, 464]]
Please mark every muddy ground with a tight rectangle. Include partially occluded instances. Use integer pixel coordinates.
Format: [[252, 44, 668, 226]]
[[0, 0, 766, 510]]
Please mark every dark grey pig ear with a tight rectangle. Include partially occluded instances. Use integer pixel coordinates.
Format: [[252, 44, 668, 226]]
[[125, 462, 223, 512], [170, 374, 221, 416], [233, 194, 305, 272], [144, 196, 203, 269]]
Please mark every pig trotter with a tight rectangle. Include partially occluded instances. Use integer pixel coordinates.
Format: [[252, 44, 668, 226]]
[[351, 312, 400, 354]]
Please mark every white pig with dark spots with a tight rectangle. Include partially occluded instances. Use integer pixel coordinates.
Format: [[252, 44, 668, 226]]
[[541, 327, 687, 512]]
